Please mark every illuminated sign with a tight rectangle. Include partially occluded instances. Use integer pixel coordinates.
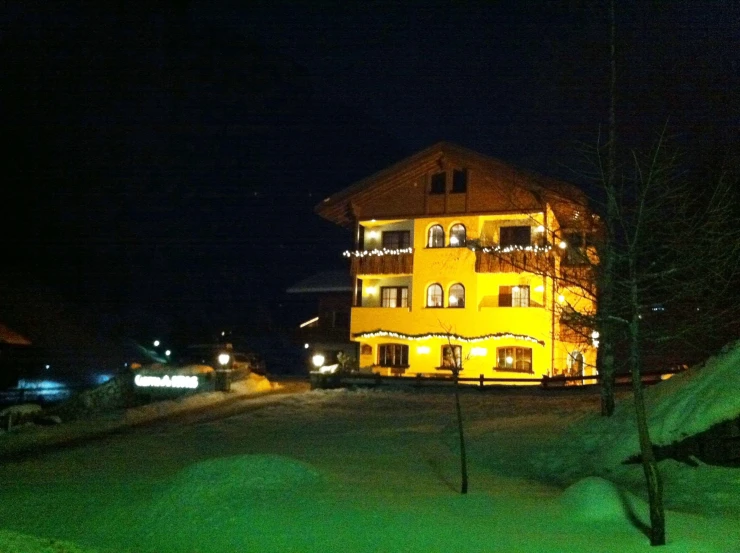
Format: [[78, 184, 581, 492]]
[[134, 374, 199, 389]]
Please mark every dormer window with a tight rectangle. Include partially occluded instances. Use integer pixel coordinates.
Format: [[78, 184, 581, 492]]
[[430, 172, 446, 195]]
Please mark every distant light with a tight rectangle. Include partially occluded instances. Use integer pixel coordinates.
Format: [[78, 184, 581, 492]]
[[512, 286, 519, 292], [304, 343, 310, 349], [370, 219, 376, 223], [417, 346, 430, 354], [218, 353, 231, 366], [558, 295, 565, 303], [535, 225, 545, 233], [45, 364, 50, 370], [449, 295, 458, 306], [165, 350, 171, 356], [221, 331, 226, 337], [471, 347, 487, 357], [368, 230, 379, 239], [449, 236, 459, 246], [312, 354, 326, 368], [505, 356, 514, 365], [535, 285, 544, 293], [558, 241, 567, 249], [300, 316, 319, 328], [591, 331, 600, 339], [153, 340, 160, 347], [366, 286, 377, 296]]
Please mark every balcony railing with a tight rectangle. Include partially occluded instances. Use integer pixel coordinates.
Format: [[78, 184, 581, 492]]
[[474, 247, 554, 274], [345, 248, 414, 275]]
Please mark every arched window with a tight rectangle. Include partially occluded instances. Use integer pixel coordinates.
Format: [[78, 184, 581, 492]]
[[449, 224, 466, 247], [426, 283, 443, 307], [448, 283, 465, 308], [427, 225, 445, 248]]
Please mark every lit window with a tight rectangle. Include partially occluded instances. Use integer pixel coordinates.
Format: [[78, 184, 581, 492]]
[[441, 345, 462, 368], [448, 283, 465, 308], [498, 285, 529, 307], [378, 344, 409, 368], [496, 347, 533, 372], [381, 286, 408, 308], [426, 283, 443, 307], [449, 224, 466, 246], [427, 225, 445, 248]]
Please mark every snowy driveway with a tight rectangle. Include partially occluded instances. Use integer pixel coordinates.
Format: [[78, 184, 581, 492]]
[[0, 386, 738, 552]]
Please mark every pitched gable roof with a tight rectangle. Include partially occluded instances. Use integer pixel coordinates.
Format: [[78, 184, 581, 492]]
[[315, 142, 590, 228]]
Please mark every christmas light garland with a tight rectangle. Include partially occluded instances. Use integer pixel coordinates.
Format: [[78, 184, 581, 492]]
[[476, 244, 553, 254], [352, 329, 545, 346], [343, 247, 414, 258]]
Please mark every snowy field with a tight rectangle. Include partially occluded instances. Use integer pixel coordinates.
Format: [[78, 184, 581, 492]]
[[0, 356, 739, 553]]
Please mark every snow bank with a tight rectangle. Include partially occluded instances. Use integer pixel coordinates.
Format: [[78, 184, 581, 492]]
[[557, 476, 645, 522], [151, 454, 321, 512], [549, 342, 740, 468]]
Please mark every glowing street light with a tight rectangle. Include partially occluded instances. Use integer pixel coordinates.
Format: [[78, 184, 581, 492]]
[[153, 340, 161, 347], [312, 354, 326, 368]]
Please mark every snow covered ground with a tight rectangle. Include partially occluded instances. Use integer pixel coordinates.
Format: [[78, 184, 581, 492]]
[[0, 354, 739, 553]]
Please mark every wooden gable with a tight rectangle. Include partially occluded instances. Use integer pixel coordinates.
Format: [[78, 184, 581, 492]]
[[316, 142, 589, 228]]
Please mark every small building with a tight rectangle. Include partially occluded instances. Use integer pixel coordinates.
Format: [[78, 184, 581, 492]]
[[315, 142, 598, 381], [286, 271, 357, 371]]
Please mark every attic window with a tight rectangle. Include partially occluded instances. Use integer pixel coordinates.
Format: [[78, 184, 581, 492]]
[[430, 172, 446, 195], [452, 169, 468, 193]]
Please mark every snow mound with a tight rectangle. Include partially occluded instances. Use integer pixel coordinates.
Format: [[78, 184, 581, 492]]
[[642, 342, 740, 445], [555, 342, 740, 468], [149, 454, 322, 516], [0, 528, 97, 553], [557, 477, 641, 521]]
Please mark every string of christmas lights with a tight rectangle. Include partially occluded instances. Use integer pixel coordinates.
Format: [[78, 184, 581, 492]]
[[343, 247, 414, 258], [352, 329, 545, 346], [477, 244, 553, 254]]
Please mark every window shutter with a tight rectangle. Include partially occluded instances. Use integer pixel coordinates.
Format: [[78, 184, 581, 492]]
[[499, 286, 512, 307]]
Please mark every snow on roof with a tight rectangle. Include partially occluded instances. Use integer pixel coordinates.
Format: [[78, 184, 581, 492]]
[[286, 271, 352, 294]]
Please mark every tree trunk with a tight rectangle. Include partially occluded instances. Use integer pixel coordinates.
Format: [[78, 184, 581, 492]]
[[453, 369, 468, 494], [599, 0, 619, 417], [629, 279, 665, 546]]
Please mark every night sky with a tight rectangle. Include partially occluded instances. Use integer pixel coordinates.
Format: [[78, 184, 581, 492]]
[[1, 1, 738, 340]]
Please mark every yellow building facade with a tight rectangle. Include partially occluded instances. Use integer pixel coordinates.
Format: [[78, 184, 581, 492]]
[[316, 143, 598, 382]]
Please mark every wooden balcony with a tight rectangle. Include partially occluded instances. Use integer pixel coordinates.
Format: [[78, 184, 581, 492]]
[[351, 252, 414, 276], [474, 249, 554, 274]]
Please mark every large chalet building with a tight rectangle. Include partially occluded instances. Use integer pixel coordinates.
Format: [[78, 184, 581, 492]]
[[315, 142, 598, 381]]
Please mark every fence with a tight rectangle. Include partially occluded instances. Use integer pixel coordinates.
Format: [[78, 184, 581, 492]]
[[311, 367, 685, 391]]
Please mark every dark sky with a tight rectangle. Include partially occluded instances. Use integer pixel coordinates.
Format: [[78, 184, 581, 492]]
[[1, 1, 738, 337]]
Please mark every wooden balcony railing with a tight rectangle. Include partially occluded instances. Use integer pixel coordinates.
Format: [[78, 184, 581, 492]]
[[350, 252, 414, 275], [475, 249, 554, 274]]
